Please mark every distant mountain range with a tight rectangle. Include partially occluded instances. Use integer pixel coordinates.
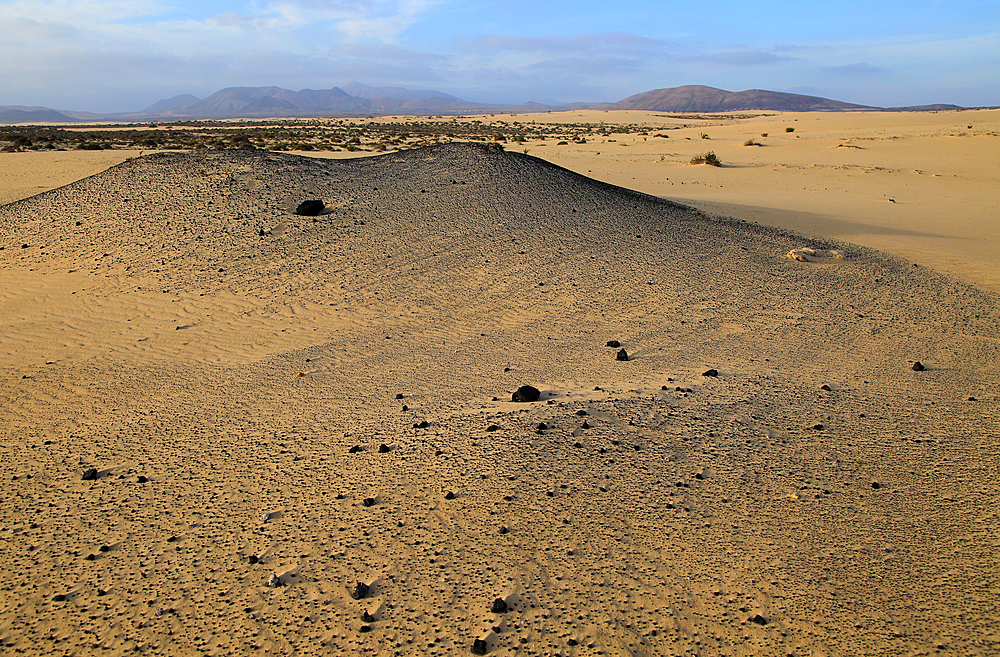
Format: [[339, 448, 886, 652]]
[[0, 84, 964, 124]]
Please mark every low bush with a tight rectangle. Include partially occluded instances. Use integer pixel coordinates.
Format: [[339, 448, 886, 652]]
[[690, 151, 722, 166]]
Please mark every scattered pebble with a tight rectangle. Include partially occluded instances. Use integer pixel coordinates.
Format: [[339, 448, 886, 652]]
[[348, 445, 363, 454], [444, 491, 456, 500], [606, 340, 621, 348], [267, 573, 283, 588], [82, 468, 98, 481], [616, 348, 629, 361], [363, 497, 376, 507], [912, 361, 925, 371], [491, 597, 509, 613], [353, 582, 370, 599], [378, 444, 391, 453], [702, 369, 719, 377]]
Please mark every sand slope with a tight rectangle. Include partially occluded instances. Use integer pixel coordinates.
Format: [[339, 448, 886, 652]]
[[1, 144, 998, 656]]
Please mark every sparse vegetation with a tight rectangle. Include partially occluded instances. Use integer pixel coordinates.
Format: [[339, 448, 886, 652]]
[[785, 127, 795, 133], [744, 138, 761, 147], [761, 133, 768, 137], [699, 132, 709, 139], [690, 151, 722, 166]]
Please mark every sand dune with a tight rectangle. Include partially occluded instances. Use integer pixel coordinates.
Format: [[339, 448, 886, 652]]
[[1, 144, 998, 656]]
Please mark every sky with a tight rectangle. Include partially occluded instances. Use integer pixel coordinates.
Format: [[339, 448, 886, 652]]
[[1, 0, 998, 112]]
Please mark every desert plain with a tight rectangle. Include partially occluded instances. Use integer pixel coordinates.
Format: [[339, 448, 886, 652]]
[[0, 109, 998, 656]]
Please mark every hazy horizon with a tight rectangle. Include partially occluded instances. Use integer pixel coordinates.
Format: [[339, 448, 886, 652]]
[[2, 0, 998, 113]]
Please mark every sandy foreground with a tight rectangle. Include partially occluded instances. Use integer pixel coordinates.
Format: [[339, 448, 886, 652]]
[[0, 120, 998, 656]]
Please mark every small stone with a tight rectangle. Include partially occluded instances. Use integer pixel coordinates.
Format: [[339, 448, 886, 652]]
[[661, 385, 668, 390], [750, 614, 768, 625], [414, 420, 429, 429], [702, 369, 719, 377], [912, 361, 925, 371], [472, 638, 489, 655], [401, 405, 408, 411], [378, 444, 391, 453], [568, 638, 579, 646], [99, 545, 110, 553], [359, 625, 372, 633], [581, 421, 590, 429], [362, 610, 376, 623], [295, 200, 325, 216], [820, 384, 832, 391], [871, 481, 882, 490], [968, 396, 977, 401], [811, 423, 824, 430], [363, 497, 376, 507], [354, 582, 370, 599], [444, 491, 456, 500], [348, 445, 363, 454], [395, 393, 404, 399], [82, 468, 98, 481], [491, 597, 509, 613], [606, 340, 621, 348], [137, 475, 148, 483], [498, 526, 509, 535], [575, 410, 588, 416], [616, 348, 629, 361], [536, 422, 547, 431], [248, 555, 259, 564], [512, 385, 540, 402], [486, 424, 500, 432], [267, 573, 283, 588], [52, 594, 67, 602]]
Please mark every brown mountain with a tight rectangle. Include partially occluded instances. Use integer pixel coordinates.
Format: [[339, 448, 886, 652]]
[[609, 85, 875, 112]]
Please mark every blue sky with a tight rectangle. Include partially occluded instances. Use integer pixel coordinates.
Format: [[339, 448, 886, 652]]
[[1, 0, 997, 112]]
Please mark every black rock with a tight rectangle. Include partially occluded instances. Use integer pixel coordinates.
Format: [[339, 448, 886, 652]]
[[414, 420, 430, 429], [820, 384, 832, 391], [576, 410, 588, 416], [295, 200, 325, 216], [472, 638, 489, 655], [353, 582, 370, 599], [606, 340, 621, 348], [52, 594, 67, 602], [362, 610, 376, 623], [536, 422, 547, 431], [401, 405, 409, 411], [491, 597, 509, 613], [444, 491, 456, 500], [750, 614, 768, 625], [248, 555, 259, 564], [498, 526, 509, 535], [512, 385, 540, 402], [136, 475, 148, 483], [811, 423, 825, 430], [395, 393, 404, 399], [581, 421, 591, 429], [871, 481, 882, 490], [912, 361, 925, 371], [616, 348, 629, 361], [702, 369, 719, 377], [82, 468, 98, 481], [378, 444, 391, 453], [486, 424, 500, 432], [348, 445, 363, 454], [359, 625, 372, 633], [363, 497, 376, 507], [661, 385, 668, 390]]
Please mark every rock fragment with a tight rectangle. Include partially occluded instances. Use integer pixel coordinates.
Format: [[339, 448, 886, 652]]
[[912, 361, 925, 371], [616, 348, 629, 361], [353, 582, 371, 599], [82, 468, 98, 481], [702, 369, 719, 377], [512, 385, 540, 402], [606, 340, 621, 348], [295, 200, 325, 216], [491, 597, 509, 613]]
